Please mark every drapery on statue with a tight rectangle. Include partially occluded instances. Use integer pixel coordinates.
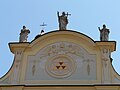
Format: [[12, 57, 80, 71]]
[[57, 11, 70, 30], [98, 24, 110, 41], [19, 26, 30, 42]]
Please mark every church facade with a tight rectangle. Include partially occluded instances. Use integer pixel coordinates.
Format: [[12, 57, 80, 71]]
[[0, 29, 120, 90]]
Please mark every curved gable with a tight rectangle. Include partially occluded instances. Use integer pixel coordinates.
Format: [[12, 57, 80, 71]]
[[0, 30, 117, 85]]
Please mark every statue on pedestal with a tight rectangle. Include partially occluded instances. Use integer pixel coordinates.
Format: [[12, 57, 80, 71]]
[[19, 26, 30, 42], [98, 24, 110, 41], [57, 11, 70, 30]]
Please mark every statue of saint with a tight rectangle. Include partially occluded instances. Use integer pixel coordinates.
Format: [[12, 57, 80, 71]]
[[98, 24, 110, 41], [19, 26, 30, 42], [57, 11, 69, 30]]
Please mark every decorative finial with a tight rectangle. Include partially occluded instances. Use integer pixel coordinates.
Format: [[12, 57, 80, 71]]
[[40, 29, 44, 35], [98, 24, 110, 41], [57, 11, 71, 30], [40, 22, 47, 35], [19, 26, 30, 42]]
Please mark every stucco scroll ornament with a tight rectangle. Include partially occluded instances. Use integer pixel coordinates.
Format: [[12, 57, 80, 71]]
[[15, 50, 23, 60], [32, 63, 36, 76], [12, 61, 20, 84], [83, 58, 94, 75], [39, 44, 84, 60], [11, 50, 23, 84]]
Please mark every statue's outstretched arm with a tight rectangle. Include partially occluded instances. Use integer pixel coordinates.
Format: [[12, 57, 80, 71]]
[[57, 11, 59, 17], [98, 27, 101, 31]]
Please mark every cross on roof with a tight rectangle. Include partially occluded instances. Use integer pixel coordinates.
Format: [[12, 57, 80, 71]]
[[40, 22, 47, 30], [40, 22, 47, 27]]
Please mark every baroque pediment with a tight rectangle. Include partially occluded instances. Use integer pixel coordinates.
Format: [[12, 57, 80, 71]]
[[0, 30, 117, 85]]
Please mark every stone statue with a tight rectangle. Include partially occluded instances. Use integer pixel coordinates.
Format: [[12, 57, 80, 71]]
[[57, 11, 70, 30], [19, 26, 30, 42], [98, 24, 110, 41]]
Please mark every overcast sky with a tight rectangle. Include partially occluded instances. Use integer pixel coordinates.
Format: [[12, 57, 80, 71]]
[[0, 0, 120, 77]]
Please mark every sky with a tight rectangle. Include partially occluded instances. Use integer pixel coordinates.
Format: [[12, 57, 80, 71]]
[[0, 0, 120, 78]]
